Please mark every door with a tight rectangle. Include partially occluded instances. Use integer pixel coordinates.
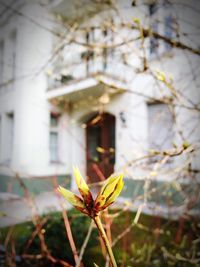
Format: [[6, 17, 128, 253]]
[[86, 113, 115, 183]]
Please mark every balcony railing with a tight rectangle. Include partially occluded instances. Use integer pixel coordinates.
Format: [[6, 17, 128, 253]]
[[47, 51, 113, 90]]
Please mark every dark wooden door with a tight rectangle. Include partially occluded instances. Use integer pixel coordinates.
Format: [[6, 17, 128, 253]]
[[86, 113, 115, 183]]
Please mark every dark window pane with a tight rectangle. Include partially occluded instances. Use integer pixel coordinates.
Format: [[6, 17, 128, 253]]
[[50, 113, 59, 127], [88, 125, 101, 162], [109, 122, 115, 164]]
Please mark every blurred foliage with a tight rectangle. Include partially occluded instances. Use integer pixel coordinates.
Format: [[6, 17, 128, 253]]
[[1, 209, 200, 266]]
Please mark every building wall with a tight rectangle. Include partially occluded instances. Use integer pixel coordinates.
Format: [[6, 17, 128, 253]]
[[0, 1, 71, 178], [0, 0, 199, 194], [62, 0, 200, 186]]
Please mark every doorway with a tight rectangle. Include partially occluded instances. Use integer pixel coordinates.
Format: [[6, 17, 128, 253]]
[[86, 113, 115, 183]]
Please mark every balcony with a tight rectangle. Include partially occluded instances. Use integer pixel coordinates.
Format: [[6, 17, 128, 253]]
[[46, 72, 127, 105], [46, 53, 128, 104], [47, 0, 113, 23]]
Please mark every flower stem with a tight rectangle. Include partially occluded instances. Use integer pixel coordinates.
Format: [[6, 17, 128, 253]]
[[93, 215, 117, 267]]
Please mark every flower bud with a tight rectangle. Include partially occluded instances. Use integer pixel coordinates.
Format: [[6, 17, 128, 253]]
[[58, 167, 124, 218], [73, 167, 93, 205], [94, 174, 124, 210], [58, 186, 85, 209]]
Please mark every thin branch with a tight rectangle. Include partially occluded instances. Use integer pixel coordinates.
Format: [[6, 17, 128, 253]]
[[75, 221, 94, 267]]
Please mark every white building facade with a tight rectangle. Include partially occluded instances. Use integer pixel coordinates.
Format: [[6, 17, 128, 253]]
[[0, 0, 199, 221]]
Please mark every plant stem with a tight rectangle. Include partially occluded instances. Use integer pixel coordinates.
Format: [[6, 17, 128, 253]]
[[93, 215, 117, 267]]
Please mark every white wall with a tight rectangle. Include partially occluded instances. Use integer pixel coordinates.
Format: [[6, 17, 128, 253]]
[[0, 1, 71, 177], [0, 0, 199, 185]]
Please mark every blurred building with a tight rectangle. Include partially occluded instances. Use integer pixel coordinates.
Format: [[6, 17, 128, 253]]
[[0, 0, 199, 222]]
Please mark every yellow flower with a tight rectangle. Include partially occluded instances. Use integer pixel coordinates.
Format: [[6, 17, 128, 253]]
[[58, 167, 124, 218]]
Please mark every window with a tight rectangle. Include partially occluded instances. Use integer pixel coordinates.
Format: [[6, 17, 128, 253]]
[[6, 112, 14, 162], [49, 113, 60, 162], [149, 2, 157, 16], [11, 31, 17, 81], [50, 113, 59, 127], [8, 30, 17, 89], [102, 26, 114, 70], [50, 132, 58, 162], [0, 40, 4, 85], [148, 103, 173, 160], [150, 23, 159, 55], [164, 15, 174, 51], [149, 2, 159, 55], [84, 29, 95, 74], [102, 28, 108, 70]]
